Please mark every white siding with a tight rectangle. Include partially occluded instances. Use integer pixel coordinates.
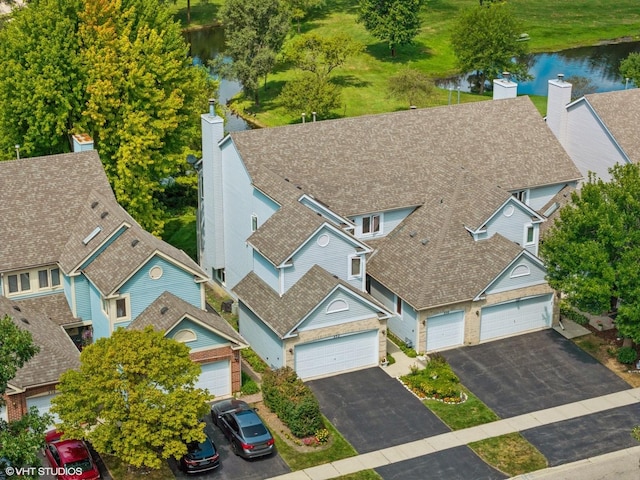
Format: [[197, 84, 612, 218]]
[[238, 303, 283, 369]]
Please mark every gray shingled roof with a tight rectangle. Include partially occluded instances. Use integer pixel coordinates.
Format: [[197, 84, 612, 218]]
[[233, 265, 390, 337], [367, 172, 524, 310], [0, 296, 80, 390], [0, 151, 111, 273], [230, 96, 582, 217], [539, 184, 576, 238], [584, 89, 640, 165], [129, 291, 247, 347], [16, 293, 77, 326]]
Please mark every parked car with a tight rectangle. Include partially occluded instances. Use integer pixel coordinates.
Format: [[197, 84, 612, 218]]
[[43, 430, 101, 480], [210, 399, 275, 459], [179, 432, 220, 474]]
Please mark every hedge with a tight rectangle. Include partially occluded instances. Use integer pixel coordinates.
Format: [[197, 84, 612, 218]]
[[262, 367, 323, 438]]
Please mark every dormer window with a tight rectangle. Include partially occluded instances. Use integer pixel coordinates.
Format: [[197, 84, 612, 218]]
[[513, 190, 528, 204], [5, 267, 60, 296], [363, 214, 380, 235]]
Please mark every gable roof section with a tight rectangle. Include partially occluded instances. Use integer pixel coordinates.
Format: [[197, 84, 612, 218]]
[[366, 172, 523, 310], [128, 291, 247, 347], [0, 296, 80, 391], [0, 151, 112, 273], [16, 293, 77, 326], [233, 264, 390, 338], [584, 89, 640, 165], [469, 196, 545, 234], [230, 96, 581, 217]]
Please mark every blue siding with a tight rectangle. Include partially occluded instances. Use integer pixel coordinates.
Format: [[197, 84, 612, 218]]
[[369, 277, 394, 310], [89, 282, 110, 340], [80, 226, 127, 269], [297, 289, 378, 332], [528, 184, 566, 212], [369, 278, 417, 346], [238, 303, 283, 368], [485, 201, 537, 247], [350, 207, 414, 239], [283, 227, 361, 292], [166, 318, 230, 350], [74, 275, 92, 321], [63, 275, 73, 315], [120, 256, 201, 320], [253, 251, 279, 292], [485, 256, 547, 295]]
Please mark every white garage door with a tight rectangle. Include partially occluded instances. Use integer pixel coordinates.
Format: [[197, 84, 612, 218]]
[[0, 404, 7, 422], [26, 393, 59, 429], [480, 294, 553, 342], [194, 360, 231, 399], [295, 330, 378, 380], [426, 310, 465, 352]]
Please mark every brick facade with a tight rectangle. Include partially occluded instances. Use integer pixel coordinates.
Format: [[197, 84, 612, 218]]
[[190, 345, 242, 395], [3, 383, 58, 422]]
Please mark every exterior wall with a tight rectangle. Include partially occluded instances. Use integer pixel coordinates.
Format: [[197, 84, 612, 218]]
[[166, 318, 230, 350], [253, 250, 279, 292], [1, 265, 64, 300], [238, 303, 283, 369], [564, 101, 628, 182], [74, 274, 92, 321], [350, 207, 414, 239], [120, 256, 202, 320], [417, 302, 472, 353], [484, 202, 539, 251], [4, 384, 57, 422], [88, 281, 110, 339], [485, 257, 547, 295], [369, 277, 418, 349], [297, 290, 381, 332], [190, 346, 242, 394], [283, 316, 387, 368], [283, 227, 363, 292], [528, 183, 569, 211], [63, 275, 74, 316]]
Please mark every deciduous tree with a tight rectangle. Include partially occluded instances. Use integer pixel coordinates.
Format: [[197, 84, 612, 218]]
[[0, 315, 50, 479], [387, 68, 434, 108], [450, 2, 530, 94], [51, 326, 210, 471], [283, 0, 324, 33], [540, 164, 640, 344], [357, 0, 424, 57], [220, 0, 290, 105], [620, 52, 640, 88]]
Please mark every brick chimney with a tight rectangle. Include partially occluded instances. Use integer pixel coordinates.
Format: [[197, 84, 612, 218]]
[[493, 72, 518, 100], [546, 74, 572, 143]]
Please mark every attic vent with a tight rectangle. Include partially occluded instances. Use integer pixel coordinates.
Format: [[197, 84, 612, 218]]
[[284, 178, 290, 182], [82, 226, 102, 245], [21, 317, 29, 325], [160, 306, 169, 315], [409, 231, 417, 237], [13, 305, 21, 312], [440, 199, 443, 203], [100, 211, 109, 219], [421, 238, 429, 245], [296, 185, 302, 190], [91, 201, 99, 209], [131, 239, 139, 247]]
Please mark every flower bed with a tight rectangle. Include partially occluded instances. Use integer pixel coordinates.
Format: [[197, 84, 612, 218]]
[[399, 355, 467, 404]]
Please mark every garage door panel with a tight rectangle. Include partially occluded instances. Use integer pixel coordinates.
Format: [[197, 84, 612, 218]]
[[194, 360, 231, 398], [295, 330, 378, 380], [0, 404, 6, 422], [27, 393, 58, 429], [480, 295, 552, 342], [426, 311, 465, 352]]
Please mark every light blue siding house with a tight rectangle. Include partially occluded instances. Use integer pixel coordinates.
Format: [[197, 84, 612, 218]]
[[0, 144, 244, 421], [198, 88, 582, 367]]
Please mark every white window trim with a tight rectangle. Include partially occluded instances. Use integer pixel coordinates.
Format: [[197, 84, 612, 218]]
[[149, 266, 163, 280], [114, 294, 131, 321], [327, 299, 349, 314], [361, 213, 382, 236], [4, 266, 62, 297], [513, 190, 529, 204], [510, 264, 531, 278], [348, 255, 362, 279], [173, 329, 197, 343], [524, 224, 536, 246]]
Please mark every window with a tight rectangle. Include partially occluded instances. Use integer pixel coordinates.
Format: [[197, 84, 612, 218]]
[[317, 233, 330, 247], [513, 190, 528, 203], [20, 273, 30, 291], [7, 275, 18, 293], [362, 214, 381, 235], [525, 225, 535, 245], [149, 266, 163, 280], [6, 267, 60, 296], [215, 268, 226, 285], [174, 329, 197, 343], [511, 264, 531, 278], [396, 296, 402, 315], [116, 298, 128, 319], [51, 268, 60, 286], [350, 256, 362, 278], [38, 270, 49, 288], [327, 299, 349, 313], [251, 214, 258, 232]]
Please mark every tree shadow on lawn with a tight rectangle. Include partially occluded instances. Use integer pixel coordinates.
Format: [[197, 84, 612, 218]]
[[174, 3, 221, 28], [364, 41, 434, 64], [331, 74, 371, 88]]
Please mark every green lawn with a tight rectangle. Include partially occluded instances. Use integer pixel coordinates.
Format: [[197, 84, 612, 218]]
[[470, 433, 548, 477], [161, 208, 196, 260], [423, 385, 499, 430]]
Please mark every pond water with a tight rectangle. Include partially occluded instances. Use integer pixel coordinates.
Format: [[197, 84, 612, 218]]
[[184, 28, 250, 132]]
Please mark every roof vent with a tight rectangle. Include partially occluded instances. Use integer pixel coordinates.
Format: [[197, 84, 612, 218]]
[[160, 306, 169, 315], [131, 239, 139, 247], [209, 98, 216, 116], [21, 317, 29, 325], [421, 238, 429, 245], [409, 231, 417, 237], [100, 211, 109, 219], [557, 73, 565, 82], [91, 201, 99, 209], [13, 305, 21, 312], [82, 226, 102, 245]]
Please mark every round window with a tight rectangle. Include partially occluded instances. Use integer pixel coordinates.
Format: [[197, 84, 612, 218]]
[[317, 234, 330, 247], [503, 205, 515, 217], [149, 266, 163, 280]]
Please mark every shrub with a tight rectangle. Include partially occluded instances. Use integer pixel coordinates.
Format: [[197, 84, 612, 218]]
[[262, 367, 324, 438], [559, 300, 589, 325], [617, 346, 638, 365], [315, 428, 330, 443], [242, 348, 269, 373], [401, 356, 462, 401], [240, 372, 260, 395]]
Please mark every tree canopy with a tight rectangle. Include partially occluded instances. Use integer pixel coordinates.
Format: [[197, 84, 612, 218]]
[[0, 315, 50, 479], [387, 68, 434, 108], [620, 52, 640, 88], [283, 0, 324, 33], [0, 0, 214, 234], [51, 326, 210, 470], [450, 2, 530, 94], [220, 0, 290, 105], [540, 164, 640, 343], [357, 0, 424, 57]]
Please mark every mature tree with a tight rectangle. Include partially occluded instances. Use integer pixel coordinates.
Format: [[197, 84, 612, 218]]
[[51, 326, 210, 471], [278, 32, 362, 118], [387, 68, 434, 107], [540, 164, 640, 344], [220, 0, 290, 105], [357, 0, 424, 57], [283, 0, 324, 33], [0, 315, 51, 479], [620, 52, 640, 88], [450, 2, 530, 94], [566, 75, 597, 101], [0, 0, 214, 234]]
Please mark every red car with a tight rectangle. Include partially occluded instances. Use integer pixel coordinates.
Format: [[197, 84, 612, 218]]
[[43, 430, 101, 480]]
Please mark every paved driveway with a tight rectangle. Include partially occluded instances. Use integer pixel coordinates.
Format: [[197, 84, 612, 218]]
[[308, 367, 449, 453], [444, 330, 630, 418], [169, 414, 289, 480]]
